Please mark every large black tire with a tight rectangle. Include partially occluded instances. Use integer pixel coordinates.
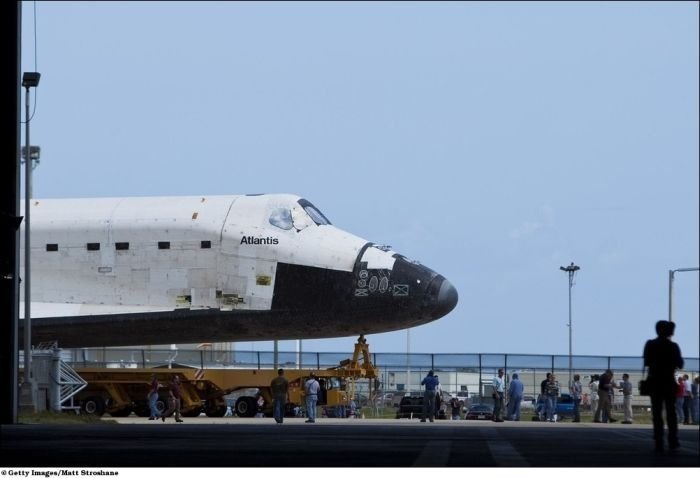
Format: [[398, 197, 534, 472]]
[[81, 396, 105, 417], [135, 399, 166, 417], [202, 399, 224, 417], [235, 396, 257, 417], [156, 399, 167, 415]]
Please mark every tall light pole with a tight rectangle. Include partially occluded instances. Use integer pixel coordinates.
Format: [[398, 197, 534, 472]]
[[21, 71, 40, 411], [560, 262, 580, 387], [668, 267, 699, 322], [406, 328, 410, 393]]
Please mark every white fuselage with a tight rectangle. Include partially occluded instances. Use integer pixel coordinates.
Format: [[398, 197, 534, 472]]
[[18, 193, 457, 348]]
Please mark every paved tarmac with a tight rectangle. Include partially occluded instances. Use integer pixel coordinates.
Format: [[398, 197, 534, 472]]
[[1, 417, 698, 468]]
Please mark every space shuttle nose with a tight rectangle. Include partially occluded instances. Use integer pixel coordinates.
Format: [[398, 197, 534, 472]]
[[434, 279, 458, 319]]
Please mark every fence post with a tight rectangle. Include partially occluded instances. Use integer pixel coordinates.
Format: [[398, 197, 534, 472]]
[[478, 354, 482, 399]]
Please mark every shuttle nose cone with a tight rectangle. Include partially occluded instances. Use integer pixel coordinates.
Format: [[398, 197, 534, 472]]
[[434, 279, 458, 318]]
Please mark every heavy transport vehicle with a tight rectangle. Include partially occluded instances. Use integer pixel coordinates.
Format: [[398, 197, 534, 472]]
[[73, 337, 378, 418]]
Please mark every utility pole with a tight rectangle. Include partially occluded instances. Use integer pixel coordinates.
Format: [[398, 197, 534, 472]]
[[20, 71, 40, 412], [560, 262, 580, 388], [668, 267, 699, 322]]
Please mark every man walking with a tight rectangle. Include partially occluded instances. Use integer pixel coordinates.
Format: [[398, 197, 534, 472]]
[[163, 376, 183, 423], [147, 373, 161, 421], [271, 368, 289, 424]]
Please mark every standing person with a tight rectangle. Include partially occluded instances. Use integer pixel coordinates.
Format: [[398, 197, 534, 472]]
[[674, 376, 686, 424], [420, 370, 439, 423], [147, 373, 161, 421], [537, 373, 552, 421], [254, 392, 265, 418], [607, 374, 617, 422], [449, 396, 461, 420], [620, 373, 633, 424], [570, 374, 582, 423], [589, 375, 599, 412], [492, 368, 505, 422], [544, 374, 560, 422], [163, 376, 183, 423], [304, 372, 320, 423], [692, 376, 700, 425], [434, 375, 443, 418], [349, 397, 357, 418], [270, 368, 289, 424], [643, 320, 684, 453], [507, 373, 524, 421], [682, 374, 692, 425], [594, 370, 616, 423]]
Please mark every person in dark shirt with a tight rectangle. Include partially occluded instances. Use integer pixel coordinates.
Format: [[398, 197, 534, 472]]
[[540, 372, 551, 396], [163, 376, 183, 423], [643, 320, 684, 453], [536, 373, 551, 420], [420, 370, 439, 423], [449, 396, 461, 420], [270, 368, 289, 424], [594, 370, 616, 423], [147, 373, 161, 421], [544, 374, 560, 422]]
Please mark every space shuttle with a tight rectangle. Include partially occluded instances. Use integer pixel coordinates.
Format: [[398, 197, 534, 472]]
[[18, 194, 458, 348]]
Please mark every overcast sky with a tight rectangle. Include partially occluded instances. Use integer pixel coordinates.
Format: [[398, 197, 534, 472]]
[[21, 1, 699, 359]]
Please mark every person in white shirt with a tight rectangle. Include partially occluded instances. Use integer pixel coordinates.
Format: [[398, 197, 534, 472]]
[[492, 368, 505, 422], [589, 375, 599, 412], [620, 373, 634, 424], [570, 374, 583, 423], [304, 373, 320, 423]]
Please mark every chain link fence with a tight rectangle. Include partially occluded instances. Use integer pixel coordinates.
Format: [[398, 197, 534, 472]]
[[60, 347, 699, 411]]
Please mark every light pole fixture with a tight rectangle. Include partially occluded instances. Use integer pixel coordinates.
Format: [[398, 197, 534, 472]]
[[21, 145, 41, 163], [21, 146, 41, 199], [560, 262, 580, 387], [21, 71, 40, 411]]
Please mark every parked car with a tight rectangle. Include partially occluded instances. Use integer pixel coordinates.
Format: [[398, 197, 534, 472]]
[[373, 393, 395, 408], [395, 394, 447, 419], [555, 393, 576, 419], [391, 393, 407, 408], [533, 393, 576, 421], [464, 403, 494, 421]]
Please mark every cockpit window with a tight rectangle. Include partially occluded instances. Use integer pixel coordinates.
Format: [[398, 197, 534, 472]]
[[269, 208, 294, 230], [298, 199, 331, 226], [270, 199, 331, 232]]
